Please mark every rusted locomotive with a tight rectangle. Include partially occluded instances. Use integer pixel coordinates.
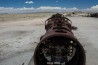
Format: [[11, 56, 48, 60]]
[[33, 13, 86, 65]]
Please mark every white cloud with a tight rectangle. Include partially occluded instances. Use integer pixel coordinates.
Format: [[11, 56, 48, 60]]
[[36, 6, 64, 12], [0, 7, 35, 13], [1, 5, 98, 14], [82, 5, 98, 12], [65, 7, 78, 11], [0, 6, 79, 13], [56, 1, 58, 2], [25, 1, 34, 4], [37, 6, 62, 10], [91, 5, 98, 9], [36, 6, 78, 12]]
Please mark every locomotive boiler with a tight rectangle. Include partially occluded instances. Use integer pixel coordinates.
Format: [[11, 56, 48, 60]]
[[32, 13, 86, 65]]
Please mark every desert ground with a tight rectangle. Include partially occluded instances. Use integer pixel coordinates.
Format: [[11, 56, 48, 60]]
[[0, 13, 98, 65]]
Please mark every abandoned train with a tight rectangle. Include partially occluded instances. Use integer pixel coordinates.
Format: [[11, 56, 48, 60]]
[[33, 13, 86, 65]]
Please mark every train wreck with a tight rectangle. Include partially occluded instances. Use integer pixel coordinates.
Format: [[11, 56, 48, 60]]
[[33, 13, 86, 65]]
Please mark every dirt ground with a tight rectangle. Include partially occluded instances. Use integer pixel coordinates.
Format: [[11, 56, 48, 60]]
[[0, 16, 98, 65]]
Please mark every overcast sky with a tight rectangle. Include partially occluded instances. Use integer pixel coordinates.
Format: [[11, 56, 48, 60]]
[[0, 0, 98, 13]]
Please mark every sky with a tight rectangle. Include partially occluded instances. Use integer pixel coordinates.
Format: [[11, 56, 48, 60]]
[[0, 0, 98, 13]]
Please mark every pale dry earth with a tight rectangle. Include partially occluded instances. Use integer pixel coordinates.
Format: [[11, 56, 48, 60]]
[[0, 16, 98, 65]]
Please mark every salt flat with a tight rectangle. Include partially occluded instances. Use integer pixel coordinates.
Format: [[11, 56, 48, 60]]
[[0, 16, 98, 65]]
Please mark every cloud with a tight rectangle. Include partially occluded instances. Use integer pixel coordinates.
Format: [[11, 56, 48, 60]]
[[36, 6, 78, 12], [37, 6, 62, 10], [0, 7, 35, 13], [65, 7, 78, 11], [56, 1, 58, 2], [91, 5, 98, 9], [36, 6, 63, 12], [82, 5, 98, 12], [0, 5, 98, 14], [25, 1, 34, 4], [0, 6, 79, 13]]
